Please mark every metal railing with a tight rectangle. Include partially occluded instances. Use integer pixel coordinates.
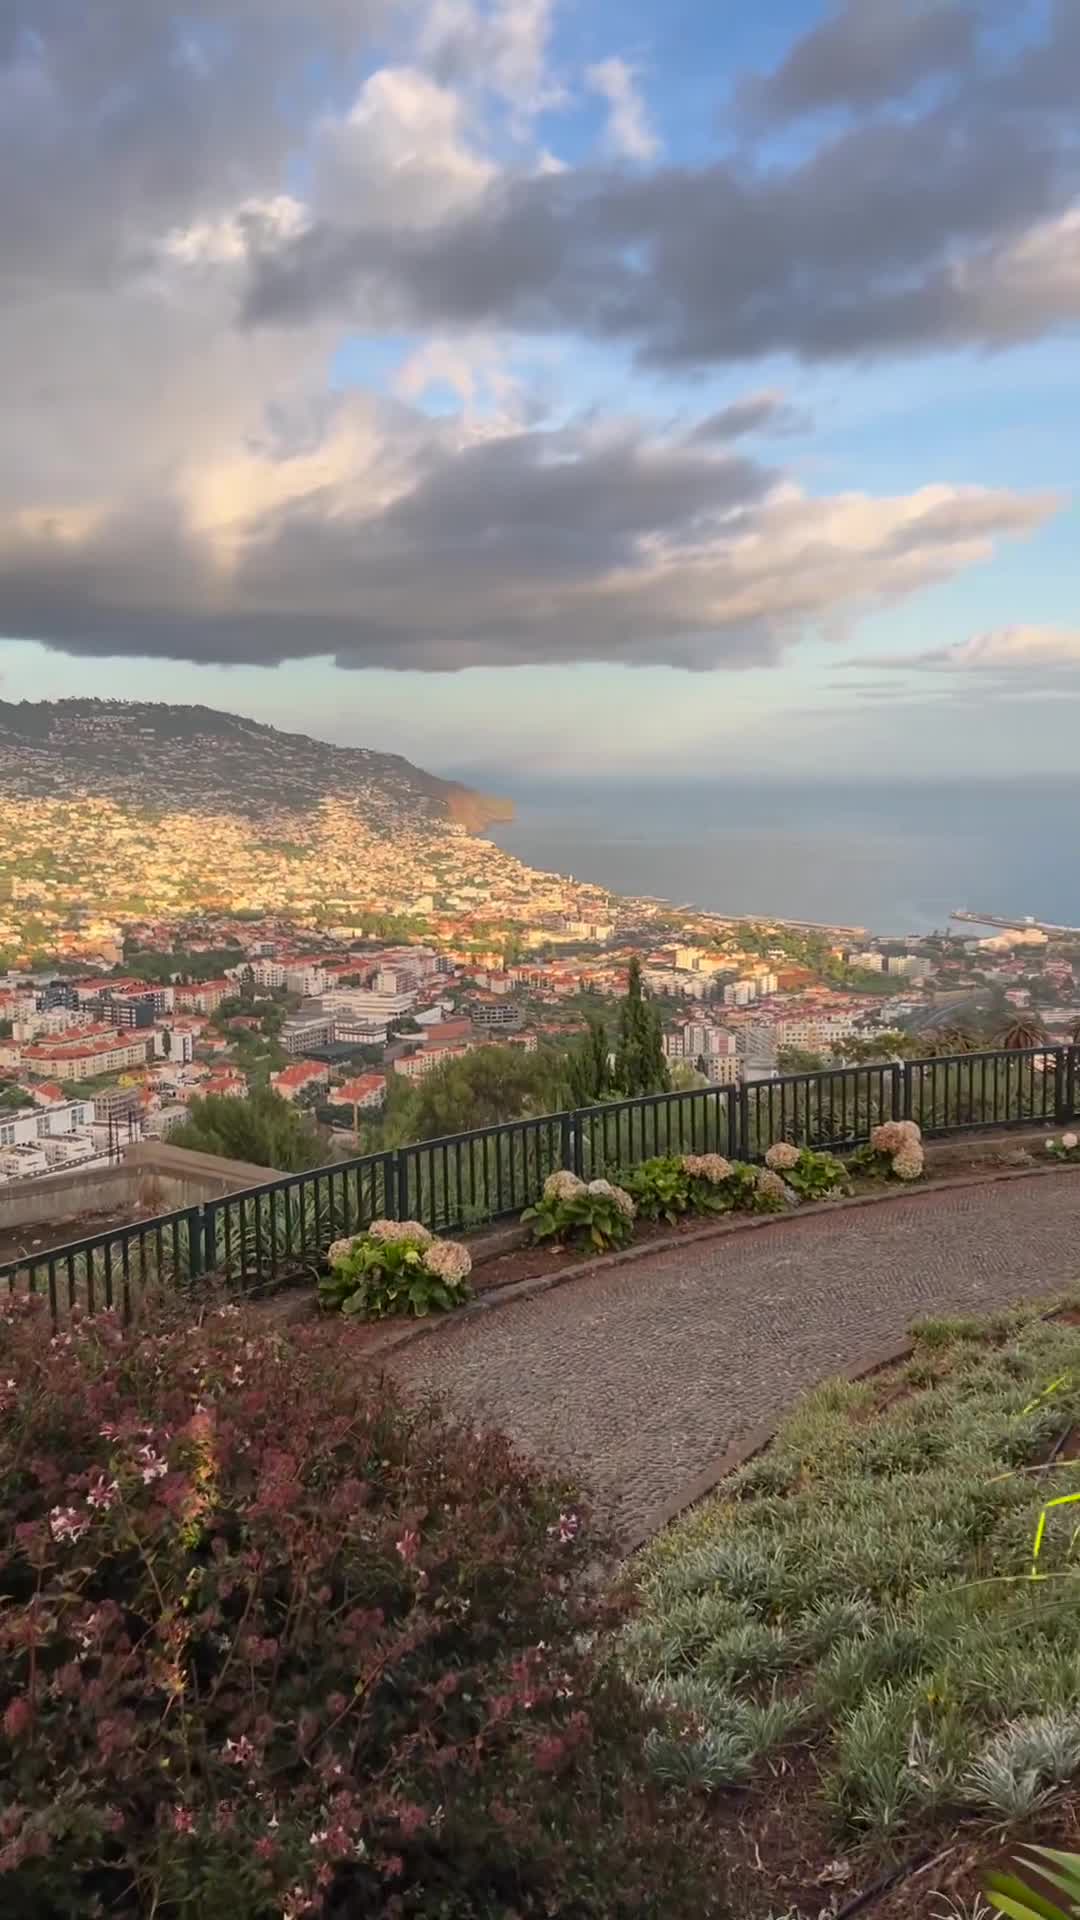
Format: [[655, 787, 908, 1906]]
[[2, 1045, 1075, 1321]]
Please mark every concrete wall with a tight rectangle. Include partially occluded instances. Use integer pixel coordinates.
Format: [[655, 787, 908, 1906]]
[[0, 1142, 279, 1236]]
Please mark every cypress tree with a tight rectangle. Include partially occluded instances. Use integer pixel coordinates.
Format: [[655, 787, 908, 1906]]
[[614, 956, 670, 1097]]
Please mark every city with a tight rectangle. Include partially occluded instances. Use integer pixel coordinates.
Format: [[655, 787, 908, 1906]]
[[2, 707, 1078, 1189]]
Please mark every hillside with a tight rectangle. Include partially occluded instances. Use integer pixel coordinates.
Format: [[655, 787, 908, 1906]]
[[0, 701, 511, 836]]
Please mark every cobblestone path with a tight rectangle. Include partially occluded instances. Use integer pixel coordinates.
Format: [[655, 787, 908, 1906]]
[[390, 1176, 1080, 1542]]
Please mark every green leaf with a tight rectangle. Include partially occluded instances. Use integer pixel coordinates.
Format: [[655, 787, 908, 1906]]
[[984, 1875, 1070, 1920]]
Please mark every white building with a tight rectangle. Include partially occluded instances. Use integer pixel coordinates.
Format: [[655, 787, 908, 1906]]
[[284, 963, 327, 997], [252, 959, 286, 991], [0, 1099, 96, 1181]]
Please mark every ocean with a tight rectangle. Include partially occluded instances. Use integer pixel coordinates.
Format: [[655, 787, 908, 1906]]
[[482, 776, 1080, 937]]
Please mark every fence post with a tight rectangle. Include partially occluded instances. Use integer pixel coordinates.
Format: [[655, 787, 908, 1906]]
[[570, 1109, 585, 1177], [188, 1205, 206, 1280], [737, 1081, 751, 1161], [394, 1148, 408, 1222], [900, 1060, 914, 1123], [560, 1110, 573, 1173], [1055, 1046, 1074, 1125]]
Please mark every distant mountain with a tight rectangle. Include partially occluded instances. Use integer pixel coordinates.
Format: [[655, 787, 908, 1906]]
[[0, 700, 512, 835]]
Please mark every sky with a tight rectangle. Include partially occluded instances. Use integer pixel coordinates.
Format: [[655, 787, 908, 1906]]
[[1, 0, 1078, 781]]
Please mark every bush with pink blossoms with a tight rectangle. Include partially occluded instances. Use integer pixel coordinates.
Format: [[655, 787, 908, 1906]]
[[1047, 1132, 1080, 1163], [0, 1294, 722, 1920]]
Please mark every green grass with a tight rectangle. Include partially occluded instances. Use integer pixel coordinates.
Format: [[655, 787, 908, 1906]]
[[625, 1298, 1080, 1851]]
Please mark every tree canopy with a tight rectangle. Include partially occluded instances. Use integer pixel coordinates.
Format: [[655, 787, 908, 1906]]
[[170, 1090, 326, 1172]]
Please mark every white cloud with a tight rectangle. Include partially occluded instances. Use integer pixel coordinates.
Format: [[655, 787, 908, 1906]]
[[313, 68, 495, 227], [586, 56, 660, 160]]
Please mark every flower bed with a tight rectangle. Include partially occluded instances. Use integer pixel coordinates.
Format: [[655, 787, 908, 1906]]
[[623, 1300, 1080, 1919], [0, 1292, 727, 1919]]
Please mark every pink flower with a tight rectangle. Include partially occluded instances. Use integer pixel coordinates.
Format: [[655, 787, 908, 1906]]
[[87, 1475, 119, 1511], [172, 1807, 195, 1834], [548, 1509, 580, 1544], [395, 1527, 420, 1563], [48, 1504, 87, 1544]]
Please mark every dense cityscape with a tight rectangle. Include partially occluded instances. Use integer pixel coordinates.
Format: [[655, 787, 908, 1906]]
[[2, 703, 1077, 1192]]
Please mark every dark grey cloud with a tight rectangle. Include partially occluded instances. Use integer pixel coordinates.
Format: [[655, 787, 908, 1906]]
[[0, 397, 1055, 671], [245, 26, 1080, 367], [737, 0, 982, 124]]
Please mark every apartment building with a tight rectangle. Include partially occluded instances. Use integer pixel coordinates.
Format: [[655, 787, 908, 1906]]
[[469, 996, 525, 1032], [271, 1061, 330, 1101], [20, 1030, 152, 1077], [329, 1073, 387, 1112]]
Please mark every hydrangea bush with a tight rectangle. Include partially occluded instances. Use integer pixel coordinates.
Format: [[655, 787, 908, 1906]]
[[319, 1221, 472, 1318], [621, 1157, 691, 1224], [0, 1294, 721, 1919], [522, 1173, 636, 1251], [766, 1143, 850, 1202], [849, 1119, 926, 1183], [1047, 1131, 1080, 1163]]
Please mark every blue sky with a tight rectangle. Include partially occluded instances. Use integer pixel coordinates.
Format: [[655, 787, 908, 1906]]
[[2, 0, 1078, 778]]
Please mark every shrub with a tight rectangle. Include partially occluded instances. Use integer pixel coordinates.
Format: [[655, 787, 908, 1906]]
[[621, 1156, 691, 1224], [1046, 1132, 1080, 1163], [753, 1168, 791, 1213], [522, 1172, 636, 1252], [318, 1221, 472, 1318], [0, 1295, 722, 1920], [782, 1148, 850, 1203], [849, 1120, 925, 1184], [680, 1154, 771, 1215]]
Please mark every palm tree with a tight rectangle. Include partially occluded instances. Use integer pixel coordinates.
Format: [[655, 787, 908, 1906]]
[[921, 1026, 981, 1058], [994, 1014, 1048, 1052]]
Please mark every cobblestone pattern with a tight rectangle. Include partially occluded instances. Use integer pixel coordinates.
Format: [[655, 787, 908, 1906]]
[[390, 1177, 1080, 1542]]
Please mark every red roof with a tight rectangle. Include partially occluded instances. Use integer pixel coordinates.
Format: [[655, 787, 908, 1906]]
[[330, 1073, 386, 1102]]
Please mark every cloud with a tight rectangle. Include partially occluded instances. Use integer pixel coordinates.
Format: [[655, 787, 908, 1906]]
[[737, 0, 982, 123], [0, 0, 1069, 683], [246, 60, 1080, 365], [687, 393, 808, 442], [0, 383, 1055, 671], [418, 0, 565, 122], [855, 627, 1080, 671], [586, 57, 660, 161]]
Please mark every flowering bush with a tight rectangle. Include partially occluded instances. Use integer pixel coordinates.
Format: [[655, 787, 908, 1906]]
[[753, 1168, 791, 1213], [849, 1119, 926, 1183], [318, 1225, 471, 1318], [621, 1157, 691, 1224], [0, 1295, 720, 1918], [764, 1141, 800, 1172], [780, 1147, 850, 1202], [1047, 1132, 1080, 1163], [522, 1174, 636, 1251]]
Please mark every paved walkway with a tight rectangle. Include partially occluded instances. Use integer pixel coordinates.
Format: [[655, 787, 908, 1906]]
[[391, 1175, 1080, 1542]]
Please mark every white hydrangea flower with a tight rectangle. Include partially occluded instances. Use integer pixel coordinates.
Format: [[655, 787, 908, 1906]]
[[367, 1219, 434, 1246], [1063, 1133, 1079, 1152], [543, 1170, 586, 1202], [891, 1143, 925, 1182], [765, 1142, 800, 1171], [425, 1239, 473, 1285], [586, 1178, 635, 1219], [681, 1154, 733, 1184]]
